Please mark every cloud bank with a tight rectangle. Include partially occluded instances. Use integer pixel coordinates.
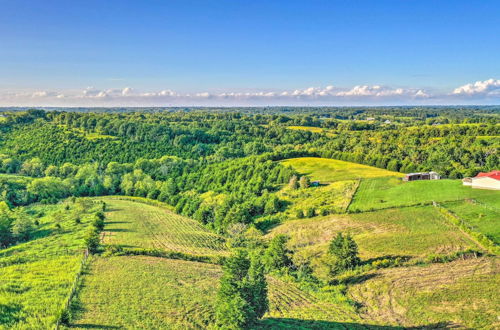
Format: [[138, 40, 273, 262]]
[[1, 79, 499, 106]]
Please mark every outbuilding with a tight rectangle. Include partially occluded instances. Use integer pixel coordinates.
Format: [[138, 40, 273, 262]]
[[463, 171, 500, 190]]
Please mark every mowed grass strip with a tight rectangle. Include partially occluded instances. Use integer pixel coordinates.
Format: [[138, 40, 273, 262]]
[[97, 197, 226, 255], [347, 257, 500, 329], [69, 256, 364, 329], [349, 177, 500, 212], [269, 206, 478, 267], [281, 157, 402, 183]]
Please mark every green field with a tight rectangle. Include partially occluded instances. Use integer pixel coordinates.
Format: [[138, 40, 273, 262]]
[[68, 256, 369, 329], [0, 201, 96, 329], [349, 177, 499, 212], [269, 206, 478, 276], [442, 200, 500, 245], [348, 257, 500, 329], [98, 197, 227, 255], [281, 157, 402, 183]]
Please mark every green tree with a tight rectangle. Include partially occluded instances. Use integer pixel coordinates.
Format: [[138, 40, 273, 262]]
[[215, 249, 268, 329], [299, 176, 310, 189], [11, 208, 34, 241], [326, 232, 361, 276], [262, 235, 294, 272]]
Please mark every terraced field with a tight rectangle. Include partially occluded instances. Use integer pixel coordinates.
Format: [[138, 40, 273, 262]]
[[348, 257, 500, 329], [349, 177, 499, 212], [281, 157, 402, 183], [98, 197, 226, 255]]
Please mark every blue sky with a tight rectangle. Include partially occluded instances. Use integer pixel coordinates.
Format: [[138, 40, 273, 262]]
[[1, 0, 499, 106]]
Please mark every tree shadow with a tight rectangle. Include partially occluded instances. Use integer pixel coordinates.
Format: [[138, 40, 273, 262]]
[[0, 303, 23, 326], [335, 272, 380, 286], [257, 318, 460, 329], [104, 228, 132, 232]]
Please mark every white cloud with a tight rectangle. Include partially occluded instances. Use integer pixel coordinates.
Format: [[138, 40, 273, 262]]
[[0, 79, 499, 106], [452, 78, 500, 96]]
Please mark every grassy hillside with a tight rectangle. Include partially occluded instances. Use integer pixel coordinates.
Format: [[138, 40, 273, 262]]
[[349, 177, 499, 212], [269, 206, 479, 277], [0, 200, 97, 329], [68, 256, 369, 329], [278, 179, 358, 216], [281, 157, 402, 182], [98, 197, 227, 255], [348, 257, 500, 329]]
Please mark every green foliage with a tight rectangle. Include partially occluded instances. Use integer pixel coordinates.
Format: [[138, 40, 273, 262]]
[[326, 233, 361, 277], [216, 249, 269, 329], [263, 235, 294, 272]]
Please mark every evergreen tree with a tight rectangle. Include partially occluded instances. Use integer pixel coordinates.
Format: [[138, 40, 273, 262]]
[[262, 235, 294, 272], [215, 249, 269, 329], [326, 232, 361, 276]]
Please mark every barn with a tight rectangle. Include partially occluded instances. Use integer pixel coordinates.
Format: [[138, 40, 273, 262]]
[[403, 171, 440, 182], [463, 170, 500, 190]]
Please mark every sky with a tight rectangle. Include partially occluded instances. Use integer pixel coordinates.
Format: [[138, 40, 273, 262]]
[[1, 0, 499, 106]]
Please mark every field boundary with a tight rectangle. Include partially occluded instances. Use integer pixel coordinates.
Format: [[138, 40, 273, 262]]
[[433, 202, 499, 255], [54, 248, 90, 329], [345, 179, 361, 213]]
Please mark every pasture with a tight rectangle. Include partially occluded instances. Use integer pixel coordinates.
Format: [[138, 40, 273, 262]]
[[349, 177, 499, 212], [281, 157, 402, 183], [97, 197, 226, 255], [348, 257, 500, 329], [0, 201, 95, 329], [269, 206, 478, 277], [442, 200, 500, 245]]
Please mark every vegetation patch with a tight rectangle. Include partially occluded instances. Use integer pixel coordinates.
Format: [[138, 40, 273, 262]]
[[0, 199, 99, 328], [269, 206, 478, 279], [347, 257, 500, 329], [282, 157, 402, 183]]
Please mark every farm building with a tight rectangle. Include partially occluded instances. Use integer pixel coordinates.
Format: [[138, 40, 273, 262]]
[[462, 170, 500, 190], [403, 171, 440, 182]]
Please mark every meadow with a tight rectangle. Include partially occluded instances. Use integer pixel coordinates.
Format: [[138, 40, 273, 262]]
[[97, 197, 227, 255], [281, 157, 402, 183], [348, 257, 500, 329], [269, 206, 478, 278], [349, 177, 499, 212], [278, 179, 358, 216], [0, 200, 96, 329]]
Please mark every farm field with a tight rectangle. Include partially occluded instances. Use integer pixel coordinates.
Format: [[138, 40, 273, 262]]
[[0, 201, 95, 329], [69, 256, 367, 329], [97, 197, 226, 255], [348, 257, 500, 329], [269, 206, 478, 273], [349, 177, 499, 212], [281, 157, 402, 183], [442, 200, 500, 245]]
